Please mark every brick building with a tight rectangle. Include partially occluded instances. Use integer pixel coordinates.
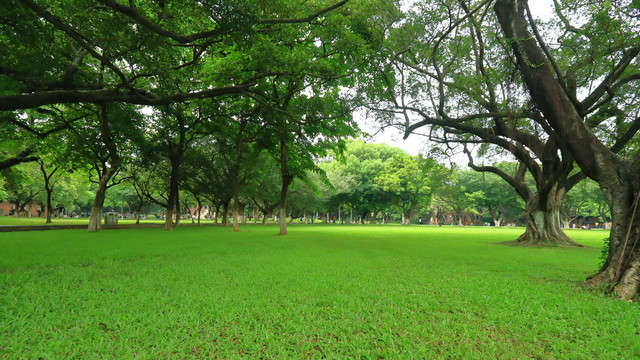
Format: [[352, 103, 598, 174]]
[[0, 201, 42, 217]]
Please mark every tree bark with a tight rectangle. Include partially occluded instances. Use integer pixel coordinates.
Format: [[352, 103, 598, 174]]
[[164, 165, 179, 231], [278, 174, 293, 235], [39, 161, 57, 224], [495, 0, 640, 298], [221, 201, 230, 226], [232, 199, 244, 232], [585, 175, 640, 299], [88, 168, 117, 231], [88, 105, 120, 232], [45, 190, 53, 224], [517, 185, 580, 246]]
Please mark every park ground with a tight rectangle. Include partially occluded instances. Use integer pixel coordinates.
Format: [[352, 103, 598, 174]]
[[1, 224, 638, 359]]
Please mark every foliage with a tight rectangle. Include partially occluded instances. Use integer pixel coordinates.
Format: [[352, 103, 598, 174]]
[[434, 171, 485, 225], [376, 153, 449, 222], [458, 167, 524, 225]]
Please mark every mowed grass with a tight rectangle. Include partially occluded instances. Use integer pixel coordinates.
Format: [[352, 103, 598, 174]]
[[1, 225, 638, 359], [0, 217, 165, 226]]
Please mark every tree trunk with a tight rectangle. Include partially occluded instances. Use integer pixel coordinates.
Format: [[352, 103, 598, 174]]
[[173, 194, 181, 227], [87, 168, 117, 232], [163, 207, 175, 231], [586, 176, 640, 299], [278, 174, 293, 235], [494, 214, 503, 228], [45, 189, 53, 224], [221, 201, 229, 226], [516, 187, 580, 246], [370, 211, 377, 224], [233, 199, 241, 232]]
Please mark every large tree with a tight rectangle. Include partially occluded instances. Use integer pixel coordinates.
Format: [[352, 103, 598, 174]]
[[370, 0, 594, 245], [378, 0, 640, 298], [492, 0, 640, 298]]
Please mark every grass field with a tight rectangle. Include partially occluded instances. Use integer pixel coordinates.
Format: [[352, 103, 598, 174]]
[[0, 216, 166, 226], [1, 225, 638, 359]]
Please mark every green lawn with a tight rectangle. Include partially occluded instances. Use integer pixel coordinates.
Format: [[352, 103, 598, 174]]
[[0, 216, 165, 226], [1, 225, 637, 359]]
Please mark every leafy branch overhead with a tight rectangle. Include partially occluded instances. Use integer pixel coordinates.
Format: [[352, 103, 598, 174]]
[[0, 0, 353, 110]]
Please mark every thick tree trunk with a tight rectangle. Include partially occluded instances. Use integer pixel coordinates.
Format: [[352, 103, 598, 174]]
[[88, 204, 103, 231], [517, 186, 580, 246], [221, 201, 229, 226], [163, 207, 175, 231], [164, 206, 175, 230], [278, 207, 287, 234], [233, 199, 241, 232], [173, 195, 181, 228], [586, 176, 640, 299], [370, 211, 377, 224], [88, 168, 117, 232]]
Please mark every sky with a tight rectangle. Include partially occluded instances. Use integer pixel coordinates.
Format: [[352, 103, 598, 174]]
[[357, 0, 555, 158]]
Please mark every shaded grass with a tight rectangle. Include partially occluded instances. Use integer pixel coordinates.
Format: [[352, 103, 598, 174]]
[[0, 216, 164, 226], [1, 225, 637, 359]]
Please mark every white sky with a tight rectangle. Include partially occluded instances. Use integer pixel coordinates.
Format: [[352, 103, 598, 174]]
[[357, 0, 554, 158]]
